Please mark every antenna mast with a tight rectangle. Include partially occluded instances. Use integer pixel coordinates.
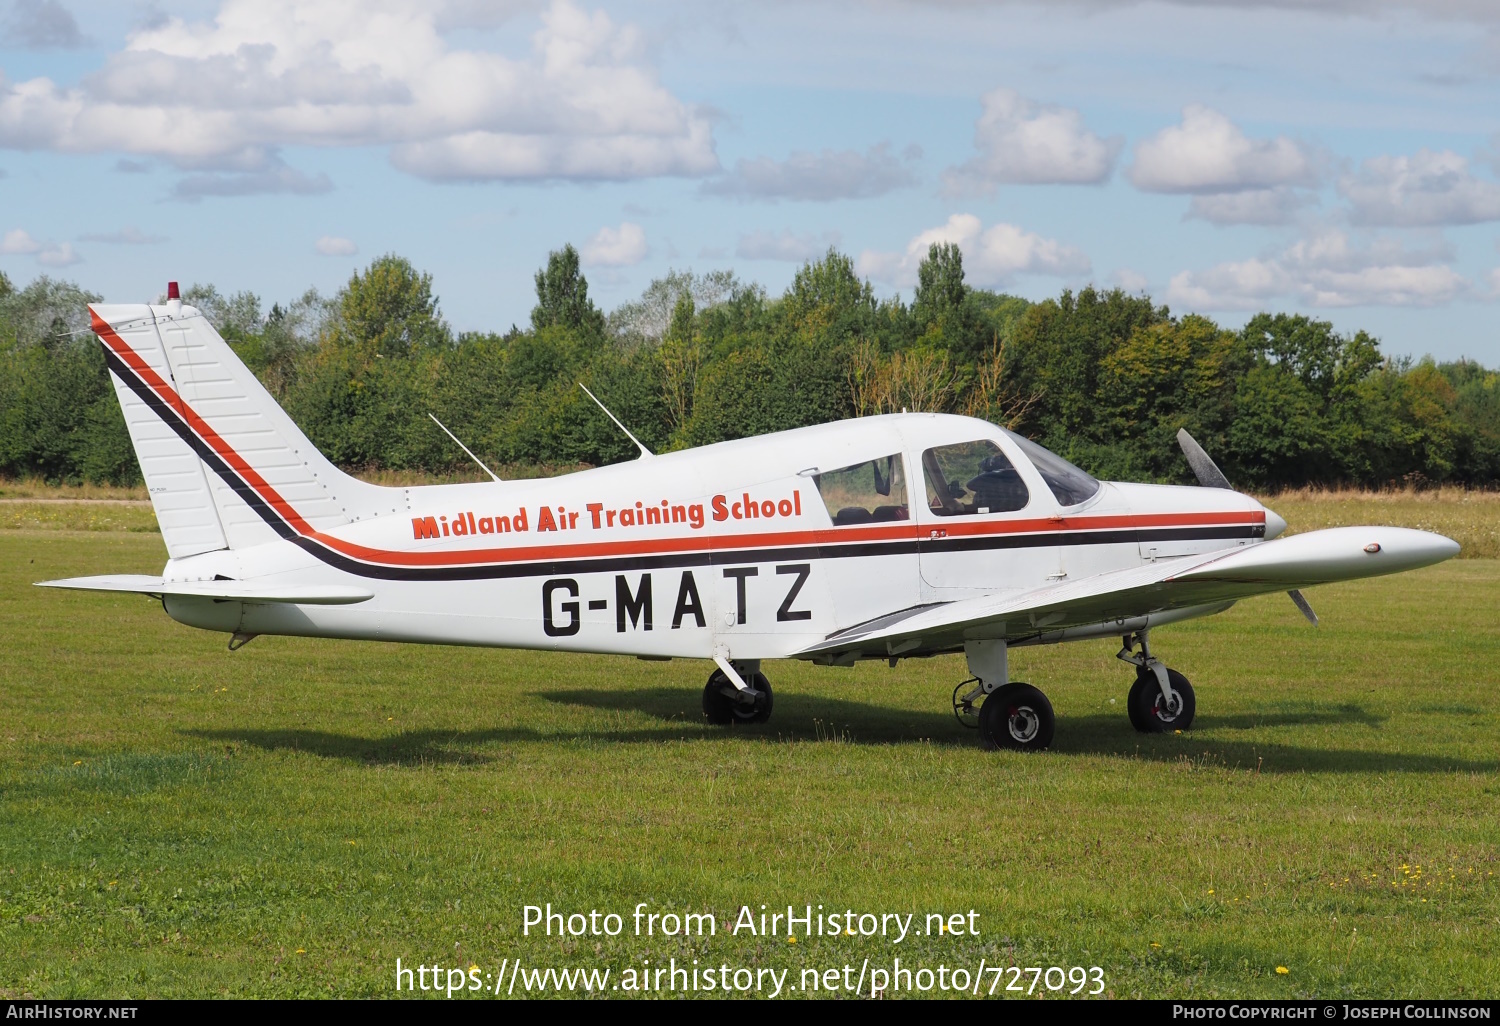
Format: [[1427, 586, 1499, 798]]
[[427, 413, 502, 482], [579, 383, 654, 459]]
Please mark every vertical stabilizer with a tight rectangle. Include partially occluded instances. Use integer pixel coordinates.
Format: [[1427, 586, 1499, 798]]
[[93, 303, 227, 558], [91, 299, 398, 553]]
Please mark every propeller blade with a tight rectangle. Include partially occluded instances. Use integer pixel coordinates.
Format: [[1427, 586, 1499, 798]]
[[1177, 428, 1232, 489], [1288, 589, 1319, 626]]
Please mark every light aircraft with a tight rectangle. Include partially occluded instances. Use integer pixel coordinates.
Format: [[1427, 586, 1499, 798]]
[[39, 286, 1460, 750]]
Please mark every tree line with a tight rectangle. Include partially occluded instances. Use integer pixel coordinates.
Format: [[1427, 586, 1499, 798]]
[[2, 244, 1497, 492]]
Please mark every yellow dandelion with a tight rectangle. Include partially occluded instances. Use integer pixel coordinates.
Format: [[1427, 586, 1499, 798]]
[[296, 948, 306, 954], [787, 936, 797, 944], [72, 760, 82, 766], [1150, 942, 1162, 949], [347, 840, 356, 845], [469, 964, 480, 973], [1275, 966, 1289, 975]]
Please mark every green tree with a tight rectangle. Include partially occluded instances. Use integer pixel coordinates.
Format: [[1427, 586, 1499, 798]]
[[1094, 314, 1247, 482], [1007, 286, 1169, 467], [531, 244, 606, 337], [912, 242, 968, 321], [337, 255, 451, 357]]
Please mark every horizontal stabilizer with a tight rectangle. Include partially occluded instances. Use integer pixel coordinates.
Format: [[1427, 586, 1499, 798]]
[[36, 575, 373, 605]]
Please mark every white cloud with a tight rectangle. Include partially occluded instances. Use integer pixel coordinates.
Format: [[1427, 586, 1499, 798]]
[[0, 228, 42, 254], [37, 241, 81, 266], [172, 160, 333, 201], [1129, 105, 1317, 194], [2, 227, 83, 265], [1167, 229, 1470, 310], [1187, 186, 1313, 226], [703, 142, 919, 202], [315, 235, 357, 256], [857, 213, 1090, 288], [581, 222, 647, 267], [1339, 149, 1500, 227], [78, 226, 167, 244], [1166, 259, 1291, 310], [1113, 268, 1150, 292], [735, 229, 841, 262], [0, 0, 718, 185], [943, 89, 1120, 194], [3, 0, 85, 50]]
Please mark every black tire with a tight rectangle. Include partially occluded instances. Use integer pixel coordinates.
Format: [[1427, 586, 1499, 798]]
[[978, 682, 1054, 751], [1128, 667, 1195, 733], [1127, 671, 1151, 732], [702, 670, 773, 725]]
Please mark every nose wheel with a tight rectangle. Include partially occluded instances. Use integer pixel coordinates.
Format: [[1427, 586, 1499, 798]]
[[1127, 667, 1195, 732], [977, 682, 1055, 751], [1118, 630, 1196, 732]]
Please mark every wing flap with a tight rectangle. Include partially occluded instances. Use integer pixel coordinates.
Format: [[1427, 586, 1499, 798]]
[[36, 575, 373, 605], [799, 526, 1457, 660]]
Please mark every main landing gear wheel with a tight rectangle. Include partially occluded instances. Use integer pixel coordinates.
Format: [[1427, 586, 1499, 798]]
[[702, 670, 773, 725], [978, 682, 1055, 752], [1128, 668, 1195, 733]]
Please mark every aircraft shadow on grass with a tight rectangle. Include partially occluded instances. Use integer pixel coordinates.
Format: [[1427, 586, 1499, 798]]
[[189, 689, 1495, 776]]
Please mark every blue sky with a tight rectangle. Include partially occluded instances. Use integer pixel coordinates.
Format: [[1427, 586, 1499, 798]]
[[1, 0, 1497, 361]]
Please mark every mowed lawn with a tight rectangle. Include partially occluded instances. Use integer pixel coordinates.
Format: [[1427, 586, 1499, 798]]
[[2, 529, 1498, 999]]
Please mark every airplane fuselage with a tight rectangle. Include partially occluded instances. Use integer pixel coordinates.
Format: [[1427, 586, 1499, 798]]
[[153, 413, 1273, 662]]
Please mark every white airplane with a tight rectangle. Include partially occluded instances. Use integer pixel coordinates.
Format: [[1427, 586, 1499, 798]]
[[39, 287, 1460, 751]]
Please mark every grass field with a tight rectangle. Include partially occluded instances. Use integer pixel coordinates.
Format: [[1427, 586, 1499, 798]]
[[2, 521, 1497, 1000]]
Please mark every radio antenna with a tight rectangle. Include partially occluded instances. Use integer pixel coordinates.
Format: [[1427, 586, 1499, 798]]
[[579, 382, 654, 459], [427, 413, 502, 482]]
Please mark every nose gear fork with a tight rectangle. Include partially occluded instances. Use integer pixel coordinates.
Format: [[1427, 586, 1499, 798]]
[[1116, 630, 1177, 707]]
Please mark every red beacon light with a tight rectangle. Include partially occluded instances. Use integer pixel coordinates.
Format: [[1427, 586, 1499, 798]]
[[166, 281, 180, 300]]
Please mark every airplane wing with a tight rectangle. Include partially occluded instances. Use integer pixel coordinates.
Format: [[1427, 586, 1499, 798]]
[[35, 575, 373, 605], [798, 526, 1458, 662]]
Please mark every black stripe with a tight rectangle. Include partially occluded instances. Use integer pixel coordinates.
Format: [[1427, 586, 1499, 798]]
[[106, 347, 1266, 583], [105, 349, 298, 543]]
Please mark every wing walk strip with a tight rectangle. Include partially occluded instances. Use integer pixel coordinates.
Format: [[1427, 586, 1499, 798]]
[[95, 316, 1265, 582]]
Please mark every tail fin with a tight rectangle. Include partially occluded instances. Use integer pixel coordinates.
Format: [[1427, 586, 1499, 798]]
[[91, 298, 396, 556]]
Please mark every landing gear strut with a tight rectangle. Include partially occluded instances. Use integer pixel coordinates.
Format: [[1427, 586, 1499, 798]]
[[702, 661, 773, 725], [1117, 631, 1196, 732]]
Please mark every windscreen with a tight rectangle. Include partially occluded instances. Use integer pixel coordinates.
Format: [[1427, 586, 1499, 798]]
[[1003, 430, 1101, 507]]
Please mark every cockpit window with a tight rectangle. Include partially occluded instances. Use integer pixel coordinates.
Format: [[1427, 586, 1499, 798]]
[[921, 440, 1030, 517], [814, 454, 909, 526], [1003, 430, 1101, 507]]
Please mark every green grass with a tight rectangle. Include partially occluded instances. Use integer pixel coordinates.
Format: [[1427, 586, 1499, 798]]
[[2, 530, 1498, 999], [0, 502, 159, 533]]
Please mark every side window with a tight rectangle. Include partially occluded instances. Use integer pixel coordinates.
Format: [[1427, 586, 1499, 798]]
[[922, 440, 1030, 517], [814, 455, 909, 526]]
